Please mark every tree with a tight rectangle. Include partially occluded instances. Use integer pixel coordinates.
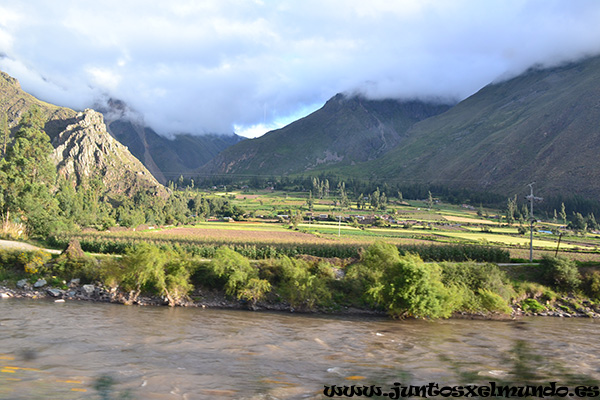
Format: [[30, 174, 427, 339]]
[[1, 111, 8, 157], [587, 213, 599, 231], [559, 202, 567, 226], [290, 211, 303, 229], [370, 187, 381, 210], [0, 106, 60, 236], [306, 190, 314, 211], [477, 203, 484, 217], [569, 212, 587, 233], [380, 192, 387, 211], [356, 193, 365, 210], [337, 181, 349, 209], [506, 195, 517, 225], [427, 191, 434, 211]]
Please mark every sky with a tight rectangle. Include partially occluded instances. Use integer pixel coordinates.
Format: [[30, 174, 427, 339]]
[[1, 1, 600, 138]]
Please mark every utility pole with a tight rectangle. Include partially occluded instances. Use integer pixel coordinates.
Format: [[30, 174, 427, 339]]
[[525, 183, 543, 262]]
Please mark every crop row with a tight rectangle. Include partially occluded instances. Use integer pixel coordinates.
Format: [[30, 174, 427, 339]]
[[48, 234, 510, 262]]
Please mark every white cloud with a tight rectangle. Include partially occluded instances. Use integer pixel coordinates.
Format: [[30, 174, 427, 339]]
[[1, 0, 600, 137]]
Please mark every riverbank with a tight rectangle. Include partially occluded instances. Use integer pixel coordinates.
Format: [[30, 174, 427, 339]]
[[0, 280, 387, 317], [2, 280, 599, 320]]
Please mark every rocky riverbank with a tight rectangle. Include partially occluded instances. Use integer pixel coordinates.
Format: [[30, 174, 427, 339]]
[[0, 279, 380, 316], [2, 279, 599, 319]]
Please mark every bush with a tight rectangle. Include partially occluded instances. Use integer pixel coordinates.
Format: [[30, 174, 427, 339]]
[[363, 244, 455, 319], [441, 261, 514, 301], [477, 288, 512, 314], [583, 271, 600, 300], [210, 246, 256, 298], [120, 243, 192, 305], [237, 278, 272, 306], [344, 241, 399, 305], [276, 256, 331, 310], [0, 249, 22, 270], [50, 256, 100, 283], [521, 298, 545, 313], [540, 255, 581, 291], [18, 250, 51, 275]]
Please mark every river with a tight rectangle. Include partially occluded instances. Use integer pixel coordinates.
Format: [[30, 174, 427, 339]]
[[0, 299, 599, 399]]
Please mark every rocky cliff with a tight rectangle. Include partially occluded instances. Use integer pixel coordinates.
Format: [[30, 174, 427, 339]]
[[51, 109, 167, 198]]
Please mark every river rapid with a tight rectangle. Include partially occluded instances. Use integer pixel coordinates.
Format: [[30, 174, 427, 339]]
[[0, 299, 599, 399]]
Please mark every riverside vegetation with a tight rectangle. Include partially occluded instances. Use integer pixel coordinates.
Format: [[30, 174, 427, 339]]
[[3, 108, 600, 318], [2, 240, 600, 319]]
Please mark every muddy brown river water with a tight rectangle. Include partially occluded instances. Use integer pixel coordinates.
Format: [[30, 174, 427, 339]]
[[0, 299, 599, 399]]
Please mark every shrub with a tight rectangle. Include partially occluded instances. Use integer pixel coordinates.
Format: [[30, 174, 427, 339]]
[[476, 288, 512, 314], [583, 271, 600, 300], [164, 256, 194, 301], [120, 243, 191, 305], [18, 250, 51, 275], [276, 256, 331, 310], [209, 246, 256, 298], [540, 255, 581, 291], [237, 278, 272, 306], [441, 261, 514, 301], [0, 249, 21, 270], [521, 298, 545, 313], [366, 250, 455, 319], [344, 241, 399, 305], [50, 256, 100, 283]]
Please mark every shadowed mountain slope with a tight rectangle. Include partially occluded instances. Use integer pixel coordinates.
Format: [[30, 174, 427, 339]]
[[200, 94, 452, 177], [339, 55, 600, 198]]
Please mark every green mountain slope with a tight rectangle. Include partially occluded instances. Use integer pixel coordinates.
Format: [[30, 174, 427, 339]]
[[0, 71, 77, 139], [200, 94, 452, 176], [336, 55, 600, 198]]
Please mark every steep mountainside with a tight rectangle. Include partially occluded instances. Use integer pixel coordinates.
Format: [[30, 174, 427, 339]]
[[0, 71, 166, 198], [104, 114, 243, 184], [200, 94, 452, 176], [0, 71, 77, 139], [338, 55, 600, 198], [51, 109, 166, 197]]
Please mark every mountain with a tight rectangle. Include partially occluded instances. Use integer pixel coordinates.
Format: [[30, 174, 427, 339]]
[[0, 71, 77, 139], [199, 94, 452, 176], [201, 54, 600, 200], [0, 71, 166, 198], [336, 55, 600, 198], [101, 100, 244, 184], [50, 109, 166, 197]]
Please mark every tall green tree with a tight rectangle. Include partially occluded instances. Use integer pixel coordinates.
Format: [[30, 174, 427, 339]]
[[1, 111, 8, 157], [0, 106, 60, 236], [559, 202, 567, 226], [506, 195, 517, 225]]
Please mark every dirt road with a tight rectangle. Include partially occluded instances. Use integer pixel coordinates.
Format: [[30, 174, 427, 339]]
[[0, 239, 61, 254]]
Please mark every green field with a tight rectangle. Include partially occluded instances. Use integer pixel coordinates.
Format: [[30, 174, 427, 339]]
[[51, 189, 600, 262]]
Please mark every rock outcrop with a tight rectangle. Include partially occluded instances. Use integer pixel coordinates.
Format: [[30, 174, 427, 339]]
[[51, 109, 167, 198]]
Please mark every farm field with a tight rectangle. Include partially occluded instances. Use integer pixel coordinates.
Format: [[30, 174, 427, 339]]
[[52, 189, 600, 262]]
